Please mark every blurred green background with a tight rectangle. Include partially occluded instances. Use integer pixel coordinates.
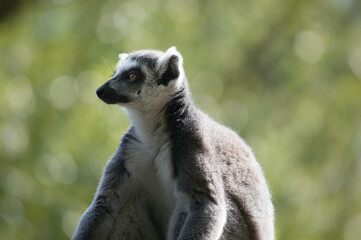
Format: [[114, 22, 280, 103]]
[[1, 0, 361, 239]]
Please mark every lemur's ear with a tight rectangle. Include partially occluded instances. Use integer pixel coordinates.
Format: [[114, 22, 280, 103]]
[[158, 47, 183, 86]]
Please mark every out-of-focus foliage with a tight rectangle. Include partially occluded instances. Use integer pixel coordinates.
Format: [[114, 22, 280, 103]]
[[0, 0, 360, 239]]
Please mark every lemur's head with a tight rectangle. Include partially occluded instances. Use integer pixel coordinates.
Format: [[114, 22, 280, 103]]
[[96, 47, 184, 109]]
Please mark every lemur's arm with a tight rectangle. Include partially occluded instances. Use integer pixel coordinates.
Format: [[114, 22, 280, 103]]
[[72, 144, 131, 240], [173, 169, 227, 240], [177, 201, 226, 240]]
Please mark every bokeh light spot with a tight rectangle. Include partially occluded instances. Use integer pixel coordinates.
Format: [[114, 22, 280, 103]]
[[5, 167, 34, 199], [1, 119, 29, 156], [48, 153, 78, 184], [97, 14, 123, 44], [294, 30, 325, 64], [5, 75, 35, 117], [34, 154, 56, 186], [47, 76, 79, 110], [124, 2, 147, 21]]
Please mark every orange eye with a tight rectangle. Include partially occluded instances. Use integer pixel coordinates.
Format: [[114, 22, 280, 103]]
[[129, 73, 137, 81]]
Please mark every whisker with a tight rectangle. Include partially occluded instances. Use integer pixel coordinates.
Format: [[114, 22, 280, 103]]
[[99, 55, 115, 75]]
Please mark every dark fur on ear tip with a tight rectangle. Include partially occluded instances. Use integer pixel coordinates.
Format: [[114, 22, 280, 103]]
[[159, 55, 180, 86]]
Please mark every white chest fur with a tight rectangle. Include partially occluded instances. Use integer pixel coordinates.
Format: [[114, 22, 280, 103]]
[[125, 129, 176, 230]]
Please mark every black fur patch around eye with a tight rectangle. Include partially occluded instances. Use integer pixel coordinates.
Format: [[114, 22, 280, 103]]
[[115, 68, 144, 84], [159, 55, 180, 86], [120, 68, 141, 78]]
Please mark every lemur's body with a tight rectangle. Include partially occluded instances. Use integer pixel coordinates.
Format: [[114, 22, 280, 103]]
[[72, 48, 274, 240]]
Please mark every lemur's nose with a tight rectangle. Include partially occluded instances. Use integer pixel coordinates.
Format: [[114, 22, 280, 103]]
[[96, 86, 106, 98]]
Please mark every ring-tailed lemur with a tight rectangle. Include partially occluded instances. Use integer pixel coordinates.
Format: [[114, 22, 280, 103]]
[[72, 47, 274, 240]]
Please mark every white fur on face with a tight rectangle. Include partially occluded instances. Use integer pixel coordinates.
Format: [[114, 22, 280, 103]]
[[115, 58, 139, 76], [116, 53, 129, 69]]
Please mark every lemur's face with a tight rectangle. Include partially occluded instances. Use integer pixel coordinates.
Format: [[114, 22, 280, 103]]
[[96, 47, 183, 108]]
